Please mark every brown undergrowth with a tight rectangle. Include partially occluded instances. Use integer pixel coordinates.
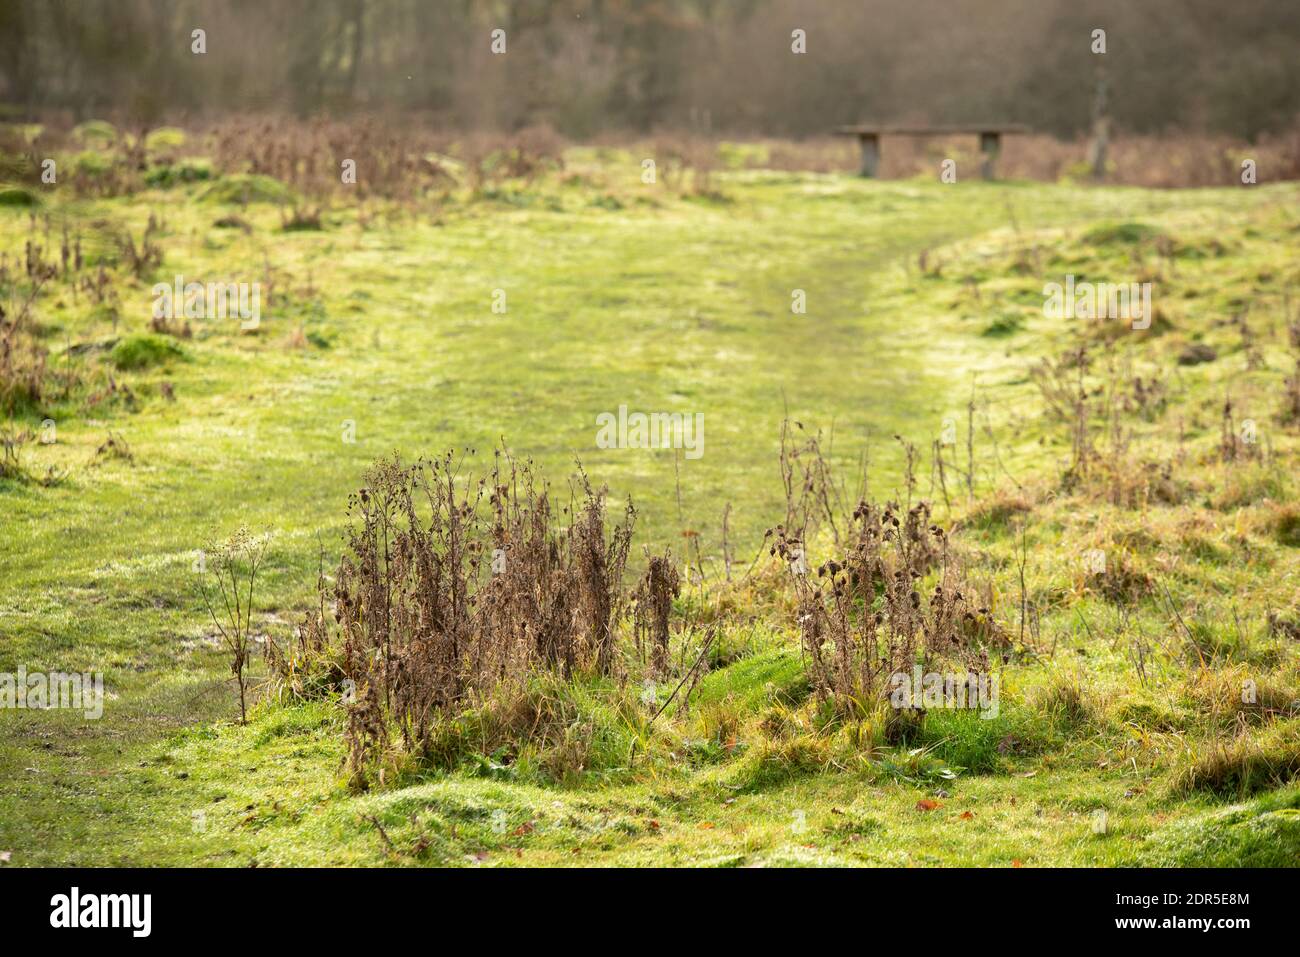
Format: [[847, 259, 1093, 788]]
[[301, 449, 635, 786]]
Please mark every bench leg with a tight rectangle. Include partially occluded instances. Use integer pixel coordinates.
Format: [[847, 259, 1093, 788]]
[[858, 133, 880, 178], [980, 132, 1001, 180]]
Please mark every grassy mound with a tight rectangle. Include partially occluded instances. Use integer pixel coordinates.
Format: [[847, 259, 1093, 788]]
[[1082, 221, 1169, 246], [0, 184, 39, 206], [144, 158, 214, 188], [200, 173, 296, 205], [413, 676, 647, 785], [1146, 786, 1300, 866], [110, 333, 186, 371]]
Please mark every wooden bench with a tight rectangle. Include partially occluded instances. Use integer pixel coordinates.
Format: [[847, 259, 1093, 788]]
[[835, 124, 1030, 180]]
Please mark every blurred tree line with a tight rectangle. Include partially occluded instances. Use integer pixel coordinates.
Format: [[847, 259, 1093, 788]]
[[1, 0, 1296, 140]]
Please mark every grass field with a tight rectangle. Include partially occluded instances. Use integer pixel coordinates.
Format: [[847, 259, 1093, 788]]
[[2, 143, 1299, 866]]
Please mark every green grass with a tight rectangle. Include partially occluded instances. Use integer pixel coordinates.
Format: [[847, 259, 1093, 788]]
[[109, 332, 186, 371], [0, 185, 39, 207], [1146, 785, 1300, 867], [2, 152, 1299, 865]]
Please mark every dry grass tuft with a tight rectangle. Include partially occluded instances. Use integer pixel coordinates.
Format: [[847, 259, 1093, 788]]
[[1268, 503, 1300, 548], [1029, 672, 1097, 730], [963, 491, 1033, 530], [1172, 722, 1300, 797], [1182, 667, 1299, 729]]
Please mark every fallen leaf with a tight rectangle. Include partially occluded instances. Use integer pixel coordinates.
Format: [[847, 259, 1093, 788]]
[[0, 851, 10, 864], [915, 799, 942, 812], [648, 820, 660, 830], [959, 811, 975, 820], [1012, 859, 1023, 868], [697, 821, 715, 830]]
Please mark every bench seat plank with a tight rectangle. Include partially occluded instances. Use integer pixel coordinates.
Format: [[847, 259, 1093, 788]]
[[836, 124, 1030, 135], [835, 124, 1029, 179]]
